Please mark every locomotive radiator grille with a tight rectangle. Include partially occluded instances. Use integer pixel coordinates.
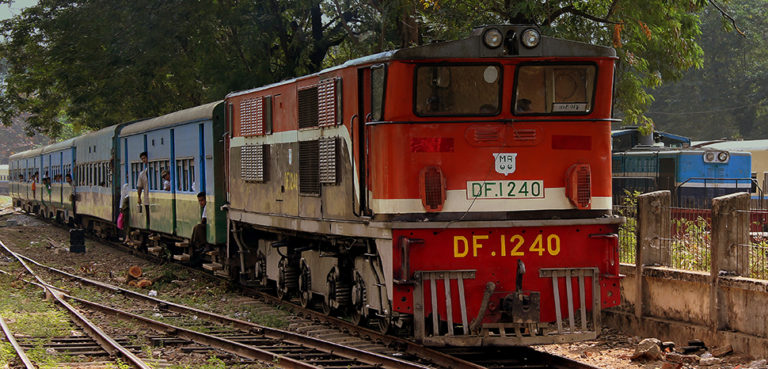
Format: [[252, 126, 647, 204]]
[[412, 270, 475, 341], [539, 267, 601, 335]]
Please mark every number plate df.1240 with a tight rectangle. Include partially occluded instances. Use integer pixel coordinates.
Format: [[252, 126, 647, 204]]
[[467, 180, 544, 199]]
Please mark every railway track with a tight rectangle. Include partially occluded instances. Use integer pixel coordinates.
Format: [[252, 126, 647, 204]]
[[0, 213, 603, 369]]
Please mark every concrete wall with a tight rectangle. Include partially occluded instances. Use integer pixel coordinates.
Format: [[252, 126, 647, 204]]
[[606, 191, 768, 358]]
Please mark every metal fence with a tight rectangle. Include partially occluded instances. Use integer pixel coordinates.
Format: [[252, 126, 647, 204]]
[[614, 204, 636, 264], [740, 208, 768, 279], [668, 207, 711, 272]]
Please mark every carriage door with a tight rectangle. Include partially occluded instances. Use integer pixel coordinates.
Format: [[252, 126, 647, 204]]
[[357, 64, 386, 216]]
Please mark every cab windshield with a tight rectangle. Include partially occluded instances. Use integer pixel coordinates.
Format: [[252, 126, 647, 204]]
[[514, 64, 596, 115], [414, 64, 501, 116]]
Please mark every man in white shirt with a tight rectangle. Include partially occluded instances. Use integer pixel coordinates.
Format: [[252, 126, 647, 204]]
[[136, 152, 150, 228]]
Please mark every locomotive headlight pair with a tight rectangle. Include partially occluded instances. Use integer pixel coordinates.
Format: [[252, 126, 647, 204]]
[[703, 151, 730, 163], [483, 28, 540, 49]]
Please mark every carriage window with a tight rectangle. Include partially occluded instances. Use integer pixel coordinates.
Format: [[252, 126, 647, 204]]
[[176, 158, 195, 192], [415, 64, 501, 116], [514, 64, 595, 114]]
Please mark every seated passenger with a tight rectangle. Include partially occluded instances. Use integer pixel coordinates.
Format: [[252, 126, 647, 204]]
[[161, 169, 171, 191]]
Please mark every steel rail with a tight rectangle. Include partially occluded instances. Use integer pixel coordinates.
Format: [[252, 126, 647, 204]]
[[65, 295, 322, 369], [0, 316, 36, 369], [0, 241, 153, 369], [13, 253, 433, 369], [253, 289, 488, 369]]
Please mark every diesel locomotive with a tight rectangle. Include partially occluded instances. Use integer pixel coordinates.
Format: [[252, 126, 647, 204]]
[[9, 25, 622, 346]]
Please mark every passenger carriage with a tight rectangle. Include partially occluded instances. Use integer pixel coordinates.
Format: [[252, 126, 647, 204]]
[[118, 102, 227, 257], [73, 124, 127, 236], [0, 165, 8, 196], [40, 138, 76, 222], [9, 148, 44, 214]]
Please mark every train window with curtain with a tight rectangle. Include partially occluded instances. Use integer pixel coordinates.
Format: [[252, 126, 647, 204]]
[[514, 64, 596, 114], [414, 64, 501, 116]]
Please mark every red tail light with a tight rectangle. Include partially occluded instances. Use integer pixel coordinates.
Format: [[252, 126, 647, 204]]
[[565, 163, 591, 209], [419, 166, 446, 212]]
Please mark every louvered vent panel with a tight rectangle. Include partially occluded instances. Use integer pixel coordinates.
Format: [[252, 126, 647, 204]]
[[240, 98, 259, 137], [298, 87, 319, 128], [513, 129, 537, 141], [318, 79, 337, 127], [299, 140, 320, 194], [255, 97, 264, 136], [241, 144, 266, 182], [577, 166, 591, 208], [319, 137, 338, 184]]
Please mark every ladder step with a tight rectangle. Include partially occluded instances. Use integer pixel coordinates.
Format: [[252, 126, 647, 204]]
[[130, 230, 141, 237], [173, 253, 190, 261], [148, 235, 161, 241], [202, 262, 223, 271], [147, 246, 163, 255], [205, 250, 218, 256], [175, 241, 190, 248]]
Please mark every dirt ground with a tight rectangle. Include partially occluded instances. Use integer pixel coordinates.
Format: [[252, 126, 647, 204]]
[[0, 198, 764, 369]]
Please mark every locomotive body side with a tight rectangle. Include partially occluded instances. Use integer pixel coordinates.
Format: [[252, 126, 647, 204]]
[[226, 25, 622, 345]]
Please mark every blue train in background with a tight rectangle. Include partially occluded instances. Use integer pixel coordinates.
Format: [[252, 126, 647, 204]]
[[612, 128, 752, 208]]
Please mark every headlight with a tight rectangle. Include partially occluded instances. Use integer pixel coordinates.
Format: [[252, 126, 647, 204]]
[[483, 28, 503, 49], [718, 151, 729, 162], [521, 28, 541, 48], [704, 152, 715, 163]]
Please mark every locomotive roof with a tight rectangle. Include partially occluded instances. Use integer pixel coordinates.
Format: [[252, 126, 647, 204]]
[[120, 101, 222, 136], [699, 139, 768, 151], [227, 25, 615, 99]]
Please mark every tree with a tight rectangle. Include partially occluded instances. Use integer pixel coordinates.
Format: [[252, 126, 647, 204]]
[[0, 0, 741, 138], [0, 0, 360, 137], [650, 0, 768, 140]]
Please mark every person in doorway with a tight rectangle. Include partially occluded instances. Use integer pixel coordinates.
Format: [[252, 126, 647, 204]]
[[190, 191, 208, 264], [120, 182, 131, 245], [136, 152, 150, 228]]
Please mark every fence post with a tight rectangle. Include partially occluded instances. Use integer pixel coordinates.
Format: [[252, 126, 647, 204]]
[[711, 192, 750, 276], [638, 191, 671, 266], [709, 192, 750, 331], [635, 190, 671, 318]]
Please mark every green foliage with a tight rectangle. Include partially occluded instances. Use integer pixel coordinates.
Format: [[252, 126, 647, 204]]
[[670, 216, 711, 271], [616, 190, 640, 264]]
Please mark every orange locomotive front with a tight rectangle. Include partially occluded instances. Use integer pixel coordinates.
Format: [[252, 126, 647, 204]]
[[225, 25, 621, 346]]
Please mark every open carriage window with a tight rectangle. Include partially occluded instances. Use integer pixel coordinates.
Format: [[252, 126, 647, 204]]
[[514, 64, 596, 115], [414, 64, 501, 116]]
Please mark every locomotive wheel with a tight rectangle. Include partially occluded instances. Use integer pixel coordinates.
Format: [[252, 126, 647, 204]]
[[254, 252, 268, 287], [349, 272, 367, 326], [376, 315, 392, 334], [298, 262, 311, 308], [323, 268, 350, 316], [277, 258, 297, 301]]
